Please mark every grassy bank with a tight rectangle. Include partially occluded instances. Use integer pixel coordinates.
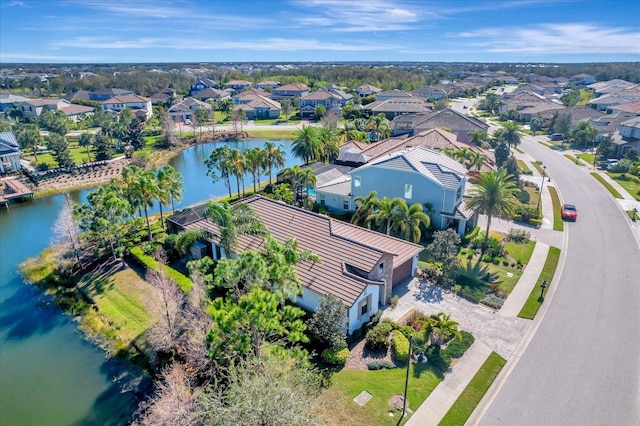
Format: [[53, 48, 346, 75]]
[[518, 246, 561, 319], [547, 186, 563, 231], [607, 172, 640, 201], [439, 352, 506, 426], [591, 173, 623, 199]]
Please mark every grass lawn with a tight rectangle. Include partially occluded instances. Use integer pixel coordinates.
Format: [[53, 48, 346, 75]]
[[78, 267, 155, 351], [518, 246, 561, 319], [24, 145, 95, 167], [577, 153, 596, 165], [439, 352, 507, 426], [627, 210, 639, 221], [516, 159, 531, 173], [591, 173, 623, 199], [513, 146, 524, 154], [606, 172, 640, 201], [458, 257, 523, 296], [504, 240, 536, 265], [531, 161, 545, 175], [563, 154, 580, 164], [252, 118, 277, 125], [246, 128, 296, 140], [318, 364, 441, 425], [547, 186, 563, 231], [523, 186, 540, 208]]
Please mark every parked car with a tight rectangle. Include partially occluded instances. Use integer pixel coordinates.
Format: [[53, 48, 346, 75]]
[[598, 159, 619, 170], [561, 204, 578, 221], [549, 133, 563, 141]]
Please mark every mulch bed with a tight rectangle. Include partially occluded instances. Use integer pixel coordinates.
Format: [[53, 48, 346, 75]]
[[343, 338, 395, 370]]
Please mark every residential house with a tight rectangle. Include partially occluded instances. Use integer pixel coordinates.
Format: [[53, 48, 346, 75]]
[[101, 95, 153, 119], [17, 98, 67, 120], [224, 80, 252, 93], [412, 86, 447, 100], [376, 89, 412, 101], [613, 116, 640, 157], [570, 74, 596, 86], [363, 98, 431, 120], [588, 86, 640, 111], [149, 88, 179, 105], [168, 97, 212, 123], [63, 90, 92, 103], [166, 195, 424, 333], [394, 108, 489, 143], [190, 78, 217, 96], [514, 83, 547, 96], [517, 101, 566, 122], [561, 106, 606, 126], [256, 80, 280, 90], [588, 79, 635, 96], [355, 84, 382, 97], [60, 103, 95, 122], [0, 93, 30, 112], [500, 91, 547, 113], [271, 83, 310, 100], [501, 75, 520, 85], [233, 95, 281, 120], [232, 87, 270, 105], [0, 132, 21, 174], [319, 146, 475, 235], [589, 111, 636, 140], [607, 101, 640, 115], [89, 88, 134, 101], [191, 88, 231, 106], [298, 87, 352, 119]]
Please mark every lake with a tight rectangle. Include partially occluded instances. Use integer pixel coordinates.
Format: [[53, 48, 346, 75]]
[[0, 140, 296, 425]]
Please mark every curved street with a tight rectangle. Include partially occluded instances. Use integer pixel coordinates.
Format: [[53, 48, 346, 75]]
[[477, 136, 640, 425]]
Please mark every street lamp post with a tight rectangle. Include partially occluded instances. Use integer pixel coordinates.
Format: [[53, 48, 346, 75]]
[[633, 208, 638, 222], [537, 165, 547, 211], [540, 280, 548, 301], [400, 335, 413, 422]]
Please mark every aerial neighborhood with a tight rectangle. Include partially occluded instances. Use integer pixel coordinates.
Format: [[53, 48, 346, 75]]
[[1, 61, 639, 425]]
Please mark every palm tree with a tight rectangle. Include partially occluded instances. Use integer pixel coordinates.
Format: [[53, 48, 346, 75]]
[[428, 312, 461, 347], [204, 201, 267, 258], [227, 149, 246, 198], [205, 145, 233, 199], [156, 165, 183, 226], [365, 113, 391, 142], [466, 151, 489, 171], [467, 130, 489, 147], [369, 197, 402, 235], [263, 140, 285, 184], [244, 147, 265, 194], [136, 169, 160, 241], [466, 169, 520, 252], [318, 128, 339, 163], [299, 168, 317, 199], [339, 121, 367, 143], [571, 121, 599, 149], [78, 133, 93, 163], [15, 123, 43, 163], [501, 122, 522, 148], [282, 165, 304, 201], [391, 200, 431, 243], [292, 125, 321, 164], [351, 190, 379, 229]]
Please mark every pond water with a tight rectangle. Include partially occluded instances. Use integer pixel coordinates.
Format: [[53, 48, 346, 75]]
[[0, 140, 295, 425]]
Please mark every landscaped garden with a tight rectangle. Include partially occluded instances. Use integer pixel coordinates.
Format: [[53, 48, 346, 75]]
[[607, 172, 640, 201]]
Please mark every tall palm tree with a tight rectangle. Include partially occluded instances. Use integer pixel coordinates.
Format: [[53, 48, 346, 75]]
[[571, 121, 599, 149], [227, 149, 246, 198], [318, 128, 339, 163], [136, 169, 160, 241], [156, 165, 183, 226], [292, 125, 321, 164], [339, 121, 367, 143], [299, 168, 317, 199], [369, 197, 402, 235], [263, 140, 285, 184], [467, 130, 489, 147], [78, 133, 93, 163], [466, 169, 520, 252], [365, 113, 391, 142], [351, 190, 379, 229], [501, 122, 522, 148], [282, 165, 305, 201], [204, 201, 267, 258], [466, 151, 489, 171], [391, 200, 431, 243], [205, 145, 233, 199], [244, 147, 265, 194], [16, 123, 43, 163]]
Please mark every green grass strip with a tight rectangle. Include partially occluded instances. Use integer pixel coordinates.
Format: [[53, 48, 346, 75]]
[[531, 161, 545, 175], [538, 141, 553, 148], [563, 154, 580, 164], [547, 186, 563, 231], [513, 146, 524, 154], [518, 246, 561, 319], [590, 173, 623, 199], [516, 159, 531, 173], [130, 246, 192, 292], [439, 352, 507, 426]]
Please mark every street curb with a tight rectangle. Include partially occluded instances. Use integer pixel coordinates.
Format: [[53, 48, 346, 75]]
[[466, 158, 570, 425]]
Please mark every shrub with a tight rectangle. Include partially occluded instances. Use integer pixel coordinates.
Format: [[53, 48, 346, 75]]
[[486, 237, 504, 257], [462, 226, 481, 245], [426, 346, 451, 372], [321, 347, 350, 366], [482, 254, 492, 263], [611, 160, 632, 173], [367, 360, 396, 370], [493, 256, 501, 265], [404, 310, 429, 331], [481, 293, 505, 309], [365, 320, 394, 350], [470, 231, 486, 249], [512, 214, 523, 222], [391, 330, 410, 362], [37, 162, 50, 171], [515, 189, 530, 204], [459, 249, 467, 256], [502, 258, 510, 266], [529, 218, 542, 227], [389, 295, 399, 309], [507, 228, 531, 243], [466, 250, 474, 259], [129, 246, 192, 292], [442, 331, 475, 359]]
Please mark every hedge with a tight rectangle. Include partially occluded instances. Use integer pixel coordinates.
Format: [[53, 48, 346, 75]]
[[129, 246, 192, 293], [321, 347, 349, 366], [367, 360, 396, 370], [391, 330, 410, 361]]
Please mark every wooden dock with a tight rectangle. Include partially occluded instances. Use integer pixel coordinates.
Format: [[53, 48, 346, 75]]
[[0, 177, 34, 209]]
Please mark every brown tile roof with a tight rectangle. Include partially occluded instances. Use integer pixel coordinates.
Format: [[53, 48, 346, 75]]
[[101, 95, 150, 104], [174, 196, 423, 306], [274, 83, 309, 92], [60, 104, 94, 115]]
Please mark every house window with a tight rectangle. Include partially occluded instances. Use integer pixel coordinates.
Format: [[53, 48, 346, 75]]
[[404, 184, 413, 199], [457, 186, 462, 200], [343, 199, 349, 210], [360, 298, 369, 317], [378, 262, 384, 274], [353, 176, 361, 187], [319, 194, 325, 205]]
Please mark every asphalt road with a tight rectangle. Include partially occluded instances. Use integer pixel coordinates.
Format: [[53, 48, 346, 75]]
[[479, 136, 640, 425]]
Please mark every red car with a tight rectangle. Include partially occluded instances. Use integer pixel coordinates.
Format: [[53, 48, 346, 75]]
[[561, 204, 578, 221]]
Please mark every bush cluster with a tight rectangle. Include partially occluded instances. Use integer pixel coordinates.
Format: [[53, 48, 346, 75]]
[[461, 226, 480, 245], [481, 293, 505, 309], [367, 360, 396, 370], [442, 331, 475, 359], [365, 320, 394, 350], [507, 228, 531, 243], [391, 330, 410, 361], [321, 347, 350, 366], [426, 346, 451, 372]]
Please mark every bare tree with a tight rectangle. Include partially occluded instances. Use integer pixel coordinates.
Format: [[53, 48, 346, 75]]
[[51, 194, 82, 265], [320, 112, 339, 131], [138, 363, 204, 426], [146, 266, 185, 357]]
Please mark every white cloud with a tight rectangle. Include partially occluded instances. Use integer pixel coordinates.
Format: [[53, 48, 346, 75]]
[[450, 23, 640, 55], [1, 0, 30, 7], [0, 52, 102, 61]]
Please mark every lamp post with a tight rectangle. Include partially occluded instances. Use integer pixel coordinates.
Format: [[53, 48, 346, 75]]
[[633, 208, 638, 222], [399, 335, 413, 423], [537, 165, 547, 211], [540, 280, 548, 301]]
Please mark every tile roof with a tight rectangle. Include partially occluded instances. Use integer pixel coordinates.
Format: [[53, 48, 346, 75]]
[[0, 132, 20, 156], [171, 196, 423, 306], [274, 83, 309, 92], [364, 98, 430, 114], [60, 104, 94, 116], [101, 95, 150, 104], [412, 108, 489, 132], [608, 101, 640, 114]]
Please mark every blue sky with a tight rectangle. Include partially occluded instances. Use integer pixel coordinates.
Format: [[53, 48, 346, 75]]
[[1, 0, 639, 63]]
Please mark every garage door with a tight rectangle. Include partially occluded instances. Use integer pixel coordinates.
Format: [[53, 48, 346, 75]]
[[392, 259, 413, 287]]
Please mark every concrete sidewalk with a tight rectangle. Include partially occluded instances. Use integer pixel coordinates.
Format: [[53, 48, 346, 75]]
[[406, 341, 493, 426], [499, 242, 549, 317]]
